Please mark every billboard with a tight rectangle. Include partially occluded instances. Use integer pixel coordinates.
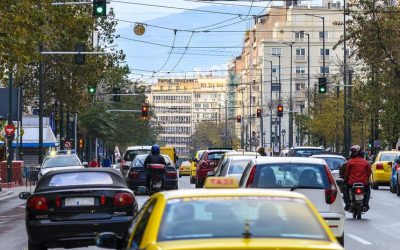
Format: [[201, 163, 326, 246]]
[[0, 88, 19, 121]]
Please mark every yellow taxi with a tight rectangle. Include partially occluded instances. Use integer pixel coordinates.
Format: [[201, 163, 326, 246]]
[[178, 161, 191, 177], [190, 150, 205, 184], [96, 177, 343, 250], [371, 150, 399, 189]]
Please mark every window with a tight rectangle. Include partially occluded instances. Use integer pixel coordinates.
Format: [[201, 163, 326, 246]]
[[320, 48, 330, 56], [319, 31, 329, 40], [295, 48, 306, 60], [296, 66, 306, 74], [295, 83, 305, 91], [203, 103, 209, 109], [272, 65, 281, 75], [271, 82, 281, 92], [320, 67, 330, 74], [48, 172, 113, 187], [293, 32, 304, 41], [130, 200, 157, 248], [271, 48, 282, 56], [194, 103, 201, 108]]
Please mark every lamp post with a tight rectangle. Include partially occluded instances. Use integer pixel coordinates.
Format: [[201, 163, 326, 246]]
[[306, 14, 326, 78], [282, 129, 286, 149]]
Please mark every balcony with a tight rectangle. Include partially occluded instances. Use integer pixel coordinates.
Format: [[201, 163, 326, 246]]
[[295, 73, 307, 79], [295, 55, 306, 62], [294, 37, 304, 42], [319, 55, 332, 62]]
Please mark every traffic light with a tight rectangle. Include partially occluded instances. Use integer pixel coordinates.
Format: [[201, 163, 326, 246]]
[[88, 85, 96, 94], [79, 138, 84, 149], [112, 87, 121, 102], [93, 0, 107, 17], [318, 77, 327, 93], [74, 43, 85, 65], [141, 104, 149, 119], [277, 105, 283, 117], [256, 108, 262, 118], [236, 115, 241, 123]]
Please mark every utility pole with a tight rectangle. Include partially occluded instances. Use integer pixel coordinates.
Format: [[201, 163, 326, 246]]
[[278, 55, 282, 152], [260, 71, 264, 147], [38, 45, 44, 164], [306, 32, 311, 145], [7, 62, 14, 187], [289, 43, 294, 148], [269, 61, 273, 153], [18, 86, 23, 160], [343, 0, 348, 154], [347, 70, 353, 149], [225, 98, 228, 147]]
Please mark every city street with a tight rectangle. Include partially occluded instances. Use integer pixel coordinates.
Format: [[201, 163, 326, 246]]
[[0, 178, 399, 250]]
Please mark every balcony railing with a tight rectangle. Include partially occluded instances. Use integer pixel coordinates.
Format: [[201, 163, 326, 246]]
[[319, 55, 331, 62], [295, 55, 306, 61]]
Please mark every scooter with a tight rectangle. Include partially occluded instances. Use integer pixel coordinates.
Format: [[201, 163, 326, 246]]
[[147, 164, 166, 195], [348, 183, 367, 219]]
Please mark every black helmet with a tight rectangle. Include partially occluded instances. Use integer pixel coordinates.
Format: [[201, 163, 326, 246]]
[[151, 144, 160, 155]]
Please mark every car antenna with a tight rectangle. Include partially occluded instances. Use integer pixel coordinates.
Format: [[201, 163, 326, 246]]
[[242, 221, 252, 239]]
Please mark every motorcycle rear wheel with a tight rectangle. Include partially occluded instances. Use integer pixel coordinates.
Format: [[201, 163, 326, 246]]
[[356, 204, 362, 219]]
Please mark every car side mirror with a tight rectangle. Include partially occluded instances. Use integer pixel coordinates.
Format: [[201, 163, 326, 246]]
[[19, 192, 31, 200], [207, 171, 215, 177], [96, 232, 123, 249]]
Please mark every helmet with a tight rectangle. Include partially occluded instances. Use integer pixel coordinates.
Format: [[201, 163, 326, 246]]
[[151, 144, 160, 155], [350, 145, 361, 157]]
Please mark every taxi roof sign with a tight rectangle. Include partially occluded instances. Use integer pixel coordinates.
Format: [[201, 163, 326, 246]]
[[204, 177, 239, 188]]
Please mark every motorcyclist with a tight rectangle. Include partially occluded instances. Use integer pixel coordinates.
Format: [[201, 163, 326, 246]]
[[343, 145, 372, 211], [144, 144, 167, 192]]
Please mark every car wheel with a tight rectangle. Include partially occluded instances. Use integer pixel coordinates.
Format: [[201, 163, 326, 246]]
[[397, 178, 400, 197], [190, 176, 195, 184], [28, 242, 47, 250], [371, 176, 378, 190], [195, 179, 202, 188], [390, 183, 395, 193], [179, 173, 182, 178], [337, 234, 344, 246]]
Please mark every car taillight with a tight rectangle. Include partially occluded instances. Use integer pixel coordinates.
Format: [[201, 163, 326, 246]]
[[246, 165, 257, 188], [355, 188, 363, 194], [113, 192, 134, 207], [201, 162, 209, 168], [166, 170, 177, 178], [376, 163, 384, 170], [395, 164, 400, 171], [28, 196, 48, 211], [55, 196, 61, 208], [129, 171, 140, 178], [100, 195, 106, 205], [324, 165, 338, 204]]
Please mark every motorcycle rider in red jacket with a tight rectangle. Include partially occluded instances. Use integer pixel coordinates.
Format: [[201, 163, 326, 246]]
[[343, 145, 372, 211]]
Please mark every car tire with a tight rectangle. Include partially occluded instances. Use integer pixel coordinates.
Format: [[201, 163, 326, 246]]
[[28, 242, 47, 250], [396, 179, 400, 197], [390, 183, 395, 193], [337, 234, 344, 247], [190, 177, 195, 184], [195, 179, 202, 188], [179, 173, 182, 178], [371, 176, 378, 190]]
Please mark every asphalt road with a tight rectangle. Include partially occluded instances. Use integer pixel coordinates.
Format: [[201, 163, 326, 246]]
[[1, 178, 399, 250]]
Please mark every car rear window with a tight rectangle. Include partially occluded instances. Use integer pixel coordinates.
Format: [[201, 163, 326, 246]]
[[48, 172, 113, 187], [208, 152, 225, 161], [42, 155, 81, 168], [291, 149, 324, 157], [227, 160, 251, 175], [314, 157, 345, 171], [124, 150, 150, 161], [253, 164, 328, 189], [380, 153, 397, 162], [158, 197, 328, 242]]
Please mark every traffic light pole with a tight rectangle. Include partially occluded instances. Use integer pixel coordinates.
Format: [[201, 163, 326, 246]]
[[7, 62, 14, 188], [38, 45, 44, 164]]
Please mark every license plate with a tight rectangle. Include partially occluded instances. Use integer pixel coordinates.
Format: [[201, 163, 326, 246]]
[[355, 194, 364, 201], [65, 197, 95, 206]]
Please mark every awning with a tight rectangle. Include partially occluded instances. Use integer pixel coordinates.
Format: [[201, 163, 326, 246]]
[[0, 126, 58, 148]]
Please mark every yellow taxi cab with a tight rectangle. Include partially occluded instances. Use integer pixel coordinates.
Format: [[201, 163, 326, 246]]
[[371, 150, 399, 189], [96, 177, 343, 250], [178, 161, 191, 177], [190, 150, 205, 184]]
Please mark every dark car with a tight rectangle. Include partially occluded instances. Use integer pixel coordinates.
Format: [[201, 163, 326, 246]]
[[288, 146, 325, 157], [20, 168, 138, 250], [195, 149, 234, 188], [126, 154, 178, 193]]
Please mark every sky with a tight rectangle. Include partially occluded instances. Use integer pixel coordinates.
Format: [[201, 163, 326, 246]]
[[108, 1, 318, 82]]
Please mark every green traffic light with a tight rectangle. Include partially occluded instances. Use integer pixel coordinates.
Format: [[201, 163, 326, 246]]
[[88, 86, 96, 94], [96, 6, 104, 14]]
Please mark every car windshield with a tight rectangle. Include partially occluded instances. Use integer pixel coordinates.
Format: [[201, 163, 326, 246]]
[[292, 148, 324, 157], [42, 155, 81, 168], [208, 152, 225, 161], [48, 172, 113, 187], [228, 160, 251, 175], [380, 153, 397, 162], [253, 164, 328, 189], [124, 150, 151, 161], [314, 157, 345, 171], [158, 197, 328, 241]]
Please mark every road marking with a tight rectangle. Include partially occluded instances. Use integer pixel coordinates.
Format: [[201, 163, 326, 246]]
[[347, 233, 372, 245], [0, 213, 25, 218]]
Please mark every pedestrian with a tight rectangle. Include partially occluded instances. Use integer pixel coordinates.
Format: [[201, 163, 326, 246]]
[[102, 156, 112, 168], [88, 157, 99, 168], [257, 147, 267, 156]]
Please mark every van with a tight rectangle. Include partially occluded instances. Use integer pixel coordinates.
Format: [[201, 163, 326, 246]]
[[160, 146, 178, 164]]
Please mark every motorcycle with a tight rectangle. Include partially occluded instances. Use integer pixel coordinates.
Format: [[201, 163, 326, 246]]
[[347, 183, 367, 219], [147, 164, 166, 195]]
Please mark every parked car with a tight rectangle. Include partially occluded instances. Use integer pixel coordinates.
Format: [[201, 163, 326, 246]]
[[120, 146, 152, 175], [126, 154, 178, 193], [370, 150, 399, 189], [390, 153, 400, 194], [288, 146, 325, 157], [20, 168, 138, 250], [239, 157, 345, 246], [195, 149, 234, 188], [38, 151, 85, 180]]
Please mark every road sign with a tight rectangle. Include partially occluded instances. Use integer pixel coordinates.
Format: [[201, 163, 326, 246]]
[[64, 141, 72, 148], [4, 124, 15, 136]]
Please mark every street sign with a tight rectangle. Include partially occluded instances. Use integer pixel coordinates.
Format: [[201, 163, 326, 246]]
[[64, 141, 72, 148], [4, 124, 15, 136]]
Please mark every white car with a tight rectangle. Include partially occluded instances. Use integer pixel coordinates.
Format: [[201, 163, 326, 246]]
[[239, 157, 345, 246], [310, 154, 347, 180], [120, 146, 152, 174], [38, 152, 84, 180]]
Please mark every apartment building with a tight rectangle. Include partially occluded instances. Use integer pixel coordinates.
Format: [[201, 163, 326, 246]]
[[149, 76, 227, 157]]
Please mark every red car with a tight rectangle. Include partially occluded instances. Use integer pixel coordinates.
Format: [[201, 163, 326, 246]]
[[195, 149, 233, 188]]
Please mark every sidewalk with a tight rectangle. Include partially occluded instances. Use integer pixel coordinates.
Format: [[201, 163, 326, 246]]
[[0, 185, 36, 201]]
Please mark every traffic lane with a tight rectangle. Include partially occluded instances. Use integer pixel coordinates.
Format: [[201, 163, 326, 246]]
[[345, 186, 400, 250]]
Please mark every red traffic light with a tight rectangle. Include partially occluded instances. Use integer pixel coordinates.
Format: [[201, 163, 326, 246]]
[[141, 104, 149, 118], [277, 105, 283, 117], [256, 108, 262, 118], [236, 115, 242, 123]]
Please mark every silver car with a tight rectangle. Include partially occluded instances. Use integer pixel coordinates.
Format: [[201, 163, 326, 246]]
[[38, 152, 84, 180]]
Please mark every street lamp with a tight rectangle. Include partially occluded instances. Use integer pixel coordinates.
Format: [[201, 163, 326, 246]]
[[306, 14, 326, 78]]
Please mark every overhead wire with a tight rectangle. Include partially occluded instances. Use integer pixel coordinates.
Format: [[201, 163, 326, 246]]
[[155, 29, 178, 74]]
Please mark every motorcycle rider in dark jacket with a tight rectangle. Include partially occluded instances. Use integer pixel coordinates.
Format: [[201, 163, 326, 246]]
[[144, 145, 167, 192]]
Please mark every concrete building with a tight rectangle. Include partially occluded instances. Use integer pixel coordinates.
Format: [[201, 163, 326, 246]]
[[149, 76, 227, 157], [230, 1, 355, 153]]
